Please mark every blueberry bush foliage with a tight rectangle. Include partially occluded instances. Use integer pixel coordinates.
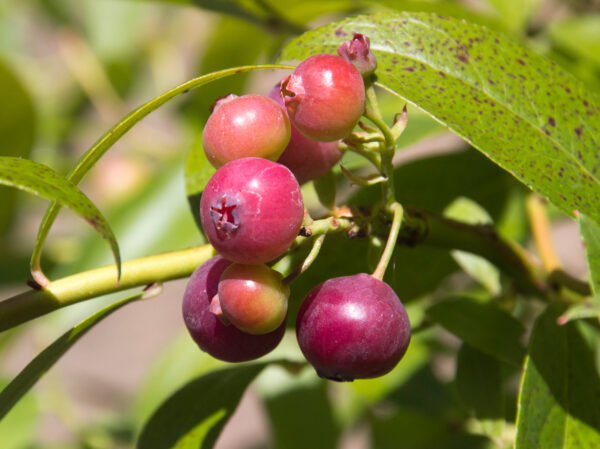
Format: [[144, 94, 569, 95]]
[[1, 1, 600, 448]]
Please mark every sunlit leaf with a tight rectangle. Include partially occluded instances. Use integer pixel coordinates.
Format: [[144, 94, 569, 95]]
[[0, 157, 121, 278], [515, 303, 600, 448], [427, 298, 525, 366], [0, 59, 36, 236], [280, 13, 600, 226], [0, 291, 146, 421]]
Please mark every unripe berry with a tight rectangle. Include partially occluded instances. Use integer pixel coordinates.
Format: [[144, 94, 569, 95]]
[[337, 33, 377, 78], [268, 84, 342, 184], [202, 94, 291, 168], [200, 157, 304, 265], [282, 54, 365, 142], [296, 274, 411, 381], [182, 256, 285, 362], [217, 263, 289, 335]]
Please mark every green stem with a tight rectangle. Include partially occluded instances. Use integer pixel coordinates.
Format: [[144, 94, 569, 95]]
[[372, 203, 403, 280], [338, 141, 381, 171], [2, 206, 553, 332], [284, 235, 326, 284], [363, 109, 395, 151], [0, 245, 213, 332]]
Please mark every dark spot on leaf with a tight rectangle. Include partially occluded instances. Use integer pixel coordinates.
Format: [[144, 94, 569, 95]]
[[516, 58, 526, 66], [404, 67, 414, 72], [334, 28, 347, 37], [575, 126, 583, 138], [548, 117, 556, 127], [438, 71, 446, 78]]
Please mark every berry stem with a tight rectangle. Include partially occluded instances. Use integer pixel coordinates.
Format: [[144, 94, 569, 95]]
[[372, 202, 403, 280], [283, 235, 326, 285]]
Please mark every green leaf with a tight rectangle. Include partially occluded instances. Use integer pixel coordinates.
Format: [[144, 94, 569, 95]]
[[31, 64, 292, 277], [0, 291, 145, 421], [264, 381, 339, 449], [280, 13, 600, 226], [455, 344, 505, 439], [515, 303, 600, 448], [427, 298, 526, 366], [444, 197, 501, 294], [0, 59, 36, 236], [0, 156, 121, 278], [578, 213, 600, 296], [0, 378, 38, 449], [137, 362, 269, 449], [313, 170, 337, 210], [351, 148, 517, 219], [131, 332, 225, 433]]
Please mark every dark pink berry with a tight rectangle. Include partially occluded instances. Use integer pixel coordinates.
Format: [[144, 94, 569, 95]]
[[218, 263, 289, 335], [182, 256, 285, 362], [282, 54, 365, 142], [202, 94, 291, 168], [268, 84, 342, 184], [200, 157, 304, 265], [296, 273, 411, 381]]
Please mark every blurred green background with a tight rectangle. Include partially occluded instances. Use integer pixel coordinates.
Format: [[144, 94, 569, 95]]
[[0, 0, 597, 448]]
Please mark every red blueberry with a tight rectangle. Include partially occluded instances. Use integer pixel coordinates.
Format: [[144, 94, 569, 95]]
[[216, 263, 289, 335], [282, 54, 365, 142], [296, 273, 411, 381], [268, 83, 342, 184], [200, 157, 304, 265], [202, 94, 291, 168], [182, 256, 286, 362]]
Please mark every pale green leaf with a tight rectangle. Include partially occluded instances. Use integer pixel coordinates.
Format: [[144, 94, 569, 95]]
[[0, 156, 121, 278], [280, 13, 600, 226], [0, 378, 38, 449], [549, 15, 600, 68], [0, 292, 145, 421], [444, 197, 501, 294]]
